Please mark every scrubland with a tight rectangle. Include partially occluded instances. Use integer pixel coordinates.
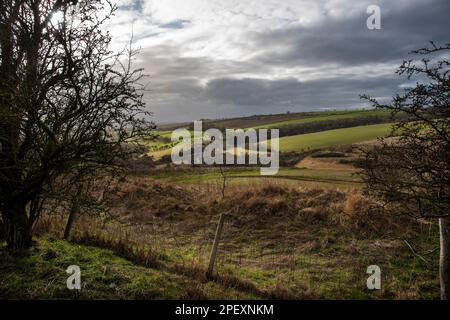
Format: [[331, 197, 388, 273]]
[[1, 174, 439, 299]]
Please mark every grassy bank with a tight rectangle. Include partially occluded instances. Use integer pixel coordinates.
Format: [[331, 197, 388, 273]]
[[0, 236, 258, 299]]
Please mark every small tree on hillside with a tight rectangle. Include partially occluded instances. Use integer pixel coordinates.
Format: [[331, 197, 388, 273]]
[[362, 42, 450, 299], [0, 0, 151, 249]]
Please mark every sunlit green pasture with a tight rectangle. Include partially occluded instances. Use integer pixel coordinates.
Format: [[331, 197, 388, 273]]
[[277, 123, 392, 152]]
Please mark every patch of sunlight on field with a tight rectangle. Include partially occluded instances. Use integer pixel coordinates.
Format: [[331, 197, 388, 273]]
[[277, 123, 393, 152], [297, 156, 357, 171], [149, 147, 173, 159]]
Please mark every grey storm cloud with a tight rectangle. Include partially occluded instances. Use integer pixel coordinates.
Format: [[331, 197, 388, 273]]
[[252, 0, 450, 67], [205, 76, 403, 111]]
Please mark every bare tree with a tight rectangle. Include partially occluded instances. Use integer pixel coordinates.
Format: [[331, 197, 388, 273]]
[[0, 0, 151, 249], [361, 42, 450, 299]]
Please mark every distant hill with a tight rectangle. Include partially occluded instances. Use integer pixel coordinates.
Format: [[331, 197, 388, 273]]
[[156, 109, 390, 131]]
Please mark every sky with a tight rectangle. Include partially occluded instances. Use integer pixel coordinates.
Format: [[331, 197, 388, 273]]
[[105, 0, 450, 123]]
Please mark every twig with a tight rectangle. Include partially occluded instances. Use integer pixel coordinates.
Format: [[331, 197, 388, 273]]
[[403, 239, 429, 266]]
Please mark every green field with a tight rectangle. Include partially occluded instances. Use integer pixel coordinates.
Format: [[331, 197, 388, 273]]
[[145, 167, 361, 190], [277, 123, 392, 152], [251, 109, 390, 129]]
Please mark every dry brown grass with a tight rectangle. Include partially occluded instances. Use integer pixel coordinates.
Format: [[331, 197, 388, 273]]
[[297, 156, 358, 171], [33, 176, 436, 299], [36, 177, 420, 257]]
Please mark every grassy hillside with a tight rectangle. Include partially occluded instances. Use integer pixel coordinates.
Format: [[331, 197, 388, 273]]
[[278, 123, 392, 152], [0, 236, 257, 299], [148, 110, 392, 159], [148, 122, 393, 159], [252, 109, 390, 129], [22, 183, 440, 300], [5, 109, 437, 300], [157, 109, 389, 131]]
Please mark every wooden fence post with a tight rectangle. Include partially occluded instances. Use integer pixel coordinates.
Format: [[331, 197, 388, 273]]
[[206, 213, 226, 278]]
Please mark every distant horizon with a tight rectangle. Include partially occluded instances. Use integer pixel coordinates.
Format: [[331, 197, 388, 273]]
[[154, 105, 375, 126]]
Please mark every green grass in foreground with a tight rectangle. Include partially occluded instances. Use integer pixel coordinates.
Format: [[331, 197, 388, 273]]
[[0, 237, 255, 299], [277, 123, 392, 152], [0, 218, 439, 299]]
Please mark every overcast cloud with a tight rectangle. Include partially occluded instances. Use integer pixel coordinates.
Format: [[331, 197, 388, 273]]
[[106, 0, 450, 123]]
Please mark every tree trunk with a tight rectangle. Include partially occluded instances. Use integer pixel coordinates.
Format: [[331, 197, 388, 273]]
[[3, 202, 32, 249], [63, 191, 82, 240], [439, 217, 449, 300]]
